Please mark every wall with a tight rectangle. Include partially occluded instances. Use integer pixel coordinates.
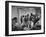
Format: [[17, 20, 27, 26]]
[[12, 7, 18, 18], [0, 0, 46, 37]]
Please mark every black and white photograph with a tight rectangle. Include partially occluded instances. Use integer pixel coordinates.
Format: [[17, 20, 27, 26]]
[[12, 6, 41, 31], [5, 1, 45, 36]]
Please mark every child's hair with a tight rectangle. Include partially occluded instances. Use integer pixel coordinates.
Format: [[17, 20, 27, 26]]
[[12, 17, 17, 23]]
